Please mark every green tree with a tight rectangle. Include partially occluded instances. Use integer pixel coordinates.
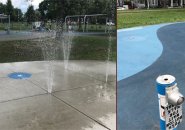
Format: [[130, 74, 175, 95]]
[[39, 0, 50, 20], [0, 2, 6, 14], [25, 0, 33, 5], [107, 0, 116, 22], [35, 9, 41, 21], [6, 0, 13, 15], [0, 1, 23, 22], [25, 5, 35, 24], [13, 8, 23, 22], [39, 0, 88, 21], [38, 0, 115, 23]]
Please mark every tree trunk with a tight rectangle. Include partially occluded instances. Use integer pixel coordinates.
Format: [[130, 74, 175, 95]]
[[145, 0, 148, 7], [78, 18, 82, 31]]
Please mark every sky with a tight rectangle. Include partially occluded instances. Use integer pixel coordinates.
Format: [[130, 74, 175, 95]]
[[0, 0, 44, 13]]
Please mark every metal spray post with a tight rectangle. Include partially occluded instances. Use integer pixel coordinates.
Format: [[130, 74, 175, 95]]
[[156, 75, 184, 130]]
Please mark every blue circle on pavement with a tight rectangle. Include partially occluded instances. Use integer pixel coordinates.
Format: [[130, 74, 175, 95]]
[[8, 72, 32, 79]]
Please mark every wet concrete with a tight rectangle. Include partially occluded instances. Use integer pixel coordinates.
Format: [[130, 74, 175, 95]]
[[0, 60, 116, 130]]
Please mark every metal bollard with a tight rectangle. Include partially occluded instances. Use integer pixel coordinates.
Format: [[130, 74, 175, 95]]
[[156, 75, 184, 130]]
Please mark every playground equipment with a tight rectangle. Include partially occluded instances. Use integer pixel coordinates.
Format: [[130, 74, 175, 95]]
[[0, 14, 10, 34], [64, 14, 113, 32], [156, 75, 184, 130]]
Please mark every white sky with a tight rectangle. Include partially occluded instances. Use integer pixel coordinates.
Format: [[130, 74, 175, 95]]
[[0, 0, 44, 13]]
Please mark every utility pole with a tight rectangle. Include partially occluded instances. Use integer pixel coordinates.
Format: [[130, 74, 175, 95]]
[[18, 10, 20, 31]]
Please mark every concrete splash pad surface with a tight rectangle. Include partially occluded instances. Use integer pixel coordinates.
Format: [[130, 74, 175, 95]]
[[0, 60, 116, 130], [118, 23, 185, 130]]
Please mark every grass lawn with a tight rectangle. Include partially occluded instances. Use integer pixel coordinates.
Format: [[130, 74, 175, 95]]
[[81, 24, 116, 32], [0, 22, 115, 32], [0, 35, 116, 63], [117, 8, 185, 29], [0, 22, 32, 30], [71, 35, 116, 61]]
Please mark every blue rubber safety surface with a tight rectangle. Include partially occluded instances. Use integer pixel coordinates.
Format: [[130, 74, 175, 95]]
[[8, 72, 32, 79], [117, 24, 169, 81], [118, 23, 185, 130]]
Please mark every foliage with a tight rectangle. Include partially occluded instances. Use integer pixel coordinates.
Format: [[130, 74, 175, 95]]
[[0, 22, 32, 30], [0, 0, 116, 24], [0, 35, 116, 62], [6, 0, 13, 15], [38, 0, 116, 21], [0, 3, 6, 14], [117, 9, 185, 29], [25, 5, 35, 23], [13, 8, 23, 22], [34, 9, 41, 21], [0, 0, 23, 22]]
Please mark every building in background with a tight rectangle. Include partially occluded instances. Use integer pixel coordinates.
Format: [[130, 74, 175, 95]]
[[117, 0, 184, 9]]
